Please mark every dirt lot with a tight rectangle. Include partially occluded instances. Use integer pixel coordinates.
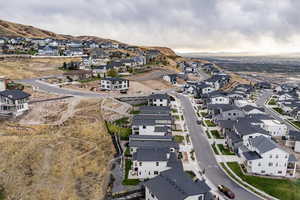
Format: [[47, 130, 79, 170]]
[[0, 97, 115, 200], [0, 57, 80, 80]]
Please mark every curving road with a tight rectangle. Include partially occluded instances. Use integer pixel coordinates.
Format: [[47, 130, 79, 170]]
[[178, 95, 262, 200], [256, 90, 298, 131]]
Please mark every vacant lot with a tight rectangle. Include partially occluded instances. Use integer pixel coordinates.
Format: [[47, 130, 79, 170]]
[[0, 57, 80, 79], [0, 98, 115, 200]]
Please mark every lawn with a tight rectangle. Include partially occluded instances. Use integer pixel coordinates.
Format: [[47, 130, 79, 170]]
[[291, 121, 300, 129], [206, 131, 211, 139], [268, 98, 277, 105], [273, 107, 285, 115], [114, 117, 130, 126], [227, 162, 300, 200], [124, 147, 131, 157], [210, 130, 224, 139], [201, 112, 208, 118], [217, 144, 235, 155], [122, 159, 140, 186], [78, 77, 101, 83], [205, 120, 216, 127], [211, 144, 219, 155], [106, 122, 132, 140], [174, 135, 185, 143], [130, 110, 140, 115], [172, 109, 178, 113]]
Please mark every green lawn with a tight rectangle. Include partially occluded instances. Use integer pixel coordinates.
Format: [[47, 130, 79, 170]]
[[273, 107, 285, 115], [291, 121, 300, 129], [124, 147, 131, 157], [210, 130, 224, 139], [206, 131, 211, 139], [122, 159, 140, 185], [211, 144, 219, 155], [130, 110, 140, 115], [174, 135, 185, 143], [172, 109, 178, 113], [114, 117, 130, 126], [227, 162, 300, 200], [268, 98, 277, 105], [217, 144, 235, 155], [201, 112, 208, 118], [205, 120, 216, 127], [106, 122, 132, 140]]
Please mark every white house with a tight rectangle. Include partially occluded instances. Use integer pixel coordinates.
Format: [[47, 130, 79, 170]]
[[163, 74, 177, 85], [131, 148, 172, 179], [240, 136, 296, 177], [144, 168, 212, 200], [210, 94, 230, 104], [132, 114, 172, 136], [242, 105, 265, 115], [0, 89, 31, 116], [260, 119, 288, 136], [148, 94, 171, 107], [100, 77, 129, 91]]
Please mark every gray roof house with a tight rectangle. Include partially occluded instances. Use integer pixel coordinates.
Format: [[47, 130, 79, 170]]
[[144, 168, 212, 200]]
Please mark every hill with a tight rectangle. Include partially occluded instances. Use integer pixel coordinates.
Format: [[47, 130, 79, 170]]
[[0, 19, 176, 56]]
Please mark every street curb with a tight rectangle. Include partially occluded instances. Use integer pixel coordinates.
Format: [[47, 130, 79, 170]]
[[219, 162, 279, 200]]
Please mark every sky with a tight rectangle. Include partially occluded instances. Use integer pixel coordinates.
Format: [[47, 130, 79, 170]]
[[1, 0, 300, 54]]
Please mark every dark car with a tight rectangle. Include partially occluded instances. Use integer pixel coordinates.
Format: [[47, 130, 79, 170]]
[[196, 120, 201, 125], [218, 185, 235, 199]]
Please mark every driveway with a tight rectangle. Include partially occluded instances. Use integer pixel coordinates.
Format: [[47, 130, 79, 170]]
[[178, 94, 262, 200]]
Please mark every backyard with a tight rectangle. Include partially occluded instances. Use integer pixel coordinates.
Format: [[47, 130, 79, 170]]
[[227, 162, 300, 200], [122, 159, 140, 186], [273, 107, 285, 115]]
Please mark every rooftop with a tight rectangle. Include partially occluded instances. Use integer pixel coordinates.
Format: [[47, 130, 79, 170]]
[[0, 89, 30, 100]]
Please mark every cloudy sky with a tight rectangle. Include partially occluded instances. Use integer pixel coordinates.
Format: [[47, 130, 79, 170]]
[[1, 0, 300, 53]]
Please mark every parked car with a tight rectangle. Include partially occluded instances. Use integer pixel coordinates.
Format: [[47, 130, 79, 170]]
[[218, 185, 235, 199], [196, 120, 201, 125]]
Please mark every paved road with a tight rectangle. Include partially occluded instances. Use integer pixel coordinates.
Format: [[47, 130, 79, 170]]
[[178, 95, 262, 200], [18, 78, 109, 98], [256, 89, 297, 131]]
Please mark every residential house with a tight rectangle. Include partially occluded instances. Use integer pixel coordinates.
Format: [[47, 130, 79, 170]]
[[128, 135, 178, 154], [144, 168, 212, 200], [148, 93, 171, 107], [241, 105, 265, 115], [239, 136, 296, 177], [0, 89, 31, 116], [100, 77, 129, 91], [163, 74, 178, 85], [38, 46, 59, 56], [131, 148, 173, 179], [132, 114, 172, 136], [207, 104, 245, 121], [285, 131, 300, 153], [209, 93, 230, 105]]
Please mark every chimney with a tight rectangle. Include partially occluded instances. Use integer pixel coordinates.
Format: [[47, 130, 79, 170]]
[[0, 76, 7, 92]]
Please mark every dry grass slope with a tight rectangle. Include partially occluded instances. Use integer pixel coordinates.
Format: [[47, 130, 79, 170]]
[[0, 99, 115, 200]]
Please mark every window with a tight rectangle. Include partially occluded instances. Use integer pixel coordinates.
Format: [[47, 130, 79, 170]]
[[270, 155, 272, 158], [258, 163, 261, 166], [276, 155, 279, 159], [278, 171, 282, 174], [156, 162, 159, 166], [154, 171, 159, 175], [268, 162, 273, 167], [261, 170, 265, 173], [143, 126, 146, 129], [139, 162, 142, 166]]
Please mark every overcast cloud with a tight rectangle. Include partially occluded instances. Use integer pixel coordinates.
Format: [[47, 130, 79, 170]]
[[1, 0, 300, 53]]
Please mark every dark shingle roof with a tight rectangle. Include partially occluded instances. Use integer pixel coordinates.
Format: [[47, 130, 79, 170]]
[[0, 89, 30, 100], [242, 151, 262, 160], [144, 169, 211, 200], [132, 148, 169, 161], [249, 136, 280, 154]]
